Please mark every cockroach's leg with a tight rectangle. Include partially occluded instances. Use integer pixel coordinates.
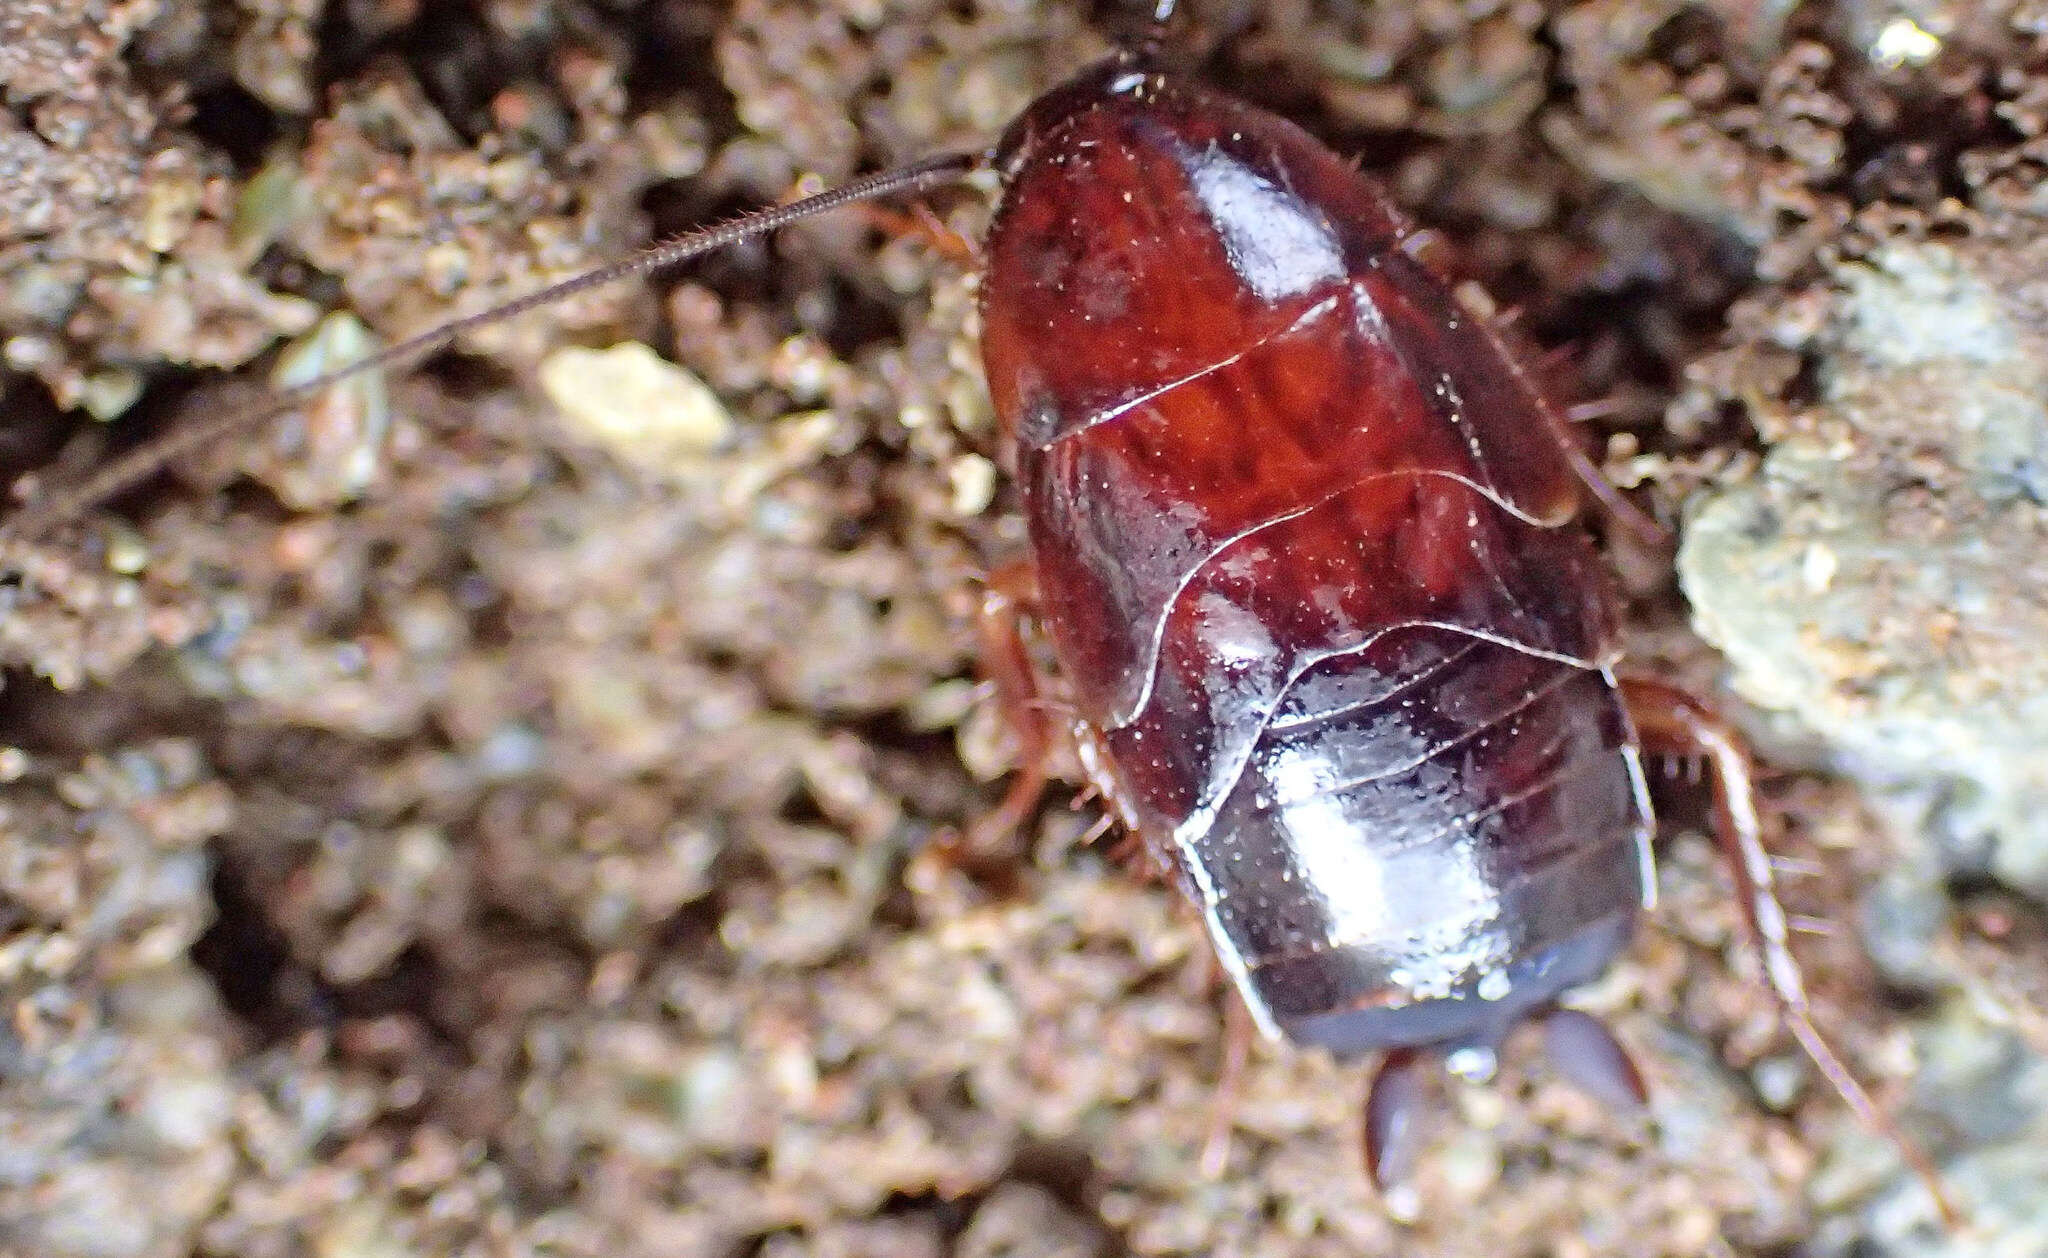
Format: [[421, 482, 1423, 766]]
[[1199, 975, 1254, 1179], [1619, 677, 1961, 1227], [1102, 823, 1147, 869], [944, 561, 1147, 883], [1552, 423, 1669, 551], [1562, 396, 1625, 423], [1525, 350, 1669, 552], [858, 201, 981, 268], [910, 562, 1056, 891], [968, 559, 1056, 854]]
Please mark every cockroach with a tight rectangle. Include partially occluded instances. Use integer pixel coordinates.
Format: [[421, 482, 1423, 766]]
[[2, 0, 1955, 1221]]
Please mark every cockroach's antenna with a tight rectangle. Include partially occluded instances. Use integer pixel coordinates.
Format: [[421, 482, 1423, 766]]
[[1, 150, 981, 544]]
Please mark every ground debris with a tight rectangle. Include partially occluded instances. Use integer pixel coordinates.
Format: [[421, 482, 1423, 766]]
[[1, 2, 2045, 1255]]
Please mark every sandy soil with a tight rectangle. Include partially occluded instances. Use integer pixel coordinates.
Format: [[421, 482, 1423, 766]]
[[2, 1, 2044, 1255]]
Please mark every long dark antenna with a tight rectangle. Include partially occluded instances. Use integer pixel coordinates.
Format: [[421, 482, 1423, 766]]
[[2, 150, 981, 544]]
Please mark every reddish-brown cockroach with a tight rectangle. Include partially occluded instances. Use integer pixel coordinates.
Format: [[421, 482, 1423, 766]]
[[1, 2, 1955, 1222]]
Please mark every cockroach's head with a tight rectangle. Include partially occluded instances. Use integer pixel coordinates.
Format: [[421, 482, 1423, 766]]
[[992, 53, 1163, 182]]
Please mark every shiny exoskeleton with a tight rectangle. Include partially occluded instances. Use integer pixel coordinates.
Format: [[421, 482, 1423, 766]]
[[980, 59, 1655, 1066]]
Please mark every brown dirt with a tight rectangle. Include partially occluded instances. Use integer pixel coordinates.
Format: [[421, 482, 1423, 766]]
[[1, 2, 2041, 1256]]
